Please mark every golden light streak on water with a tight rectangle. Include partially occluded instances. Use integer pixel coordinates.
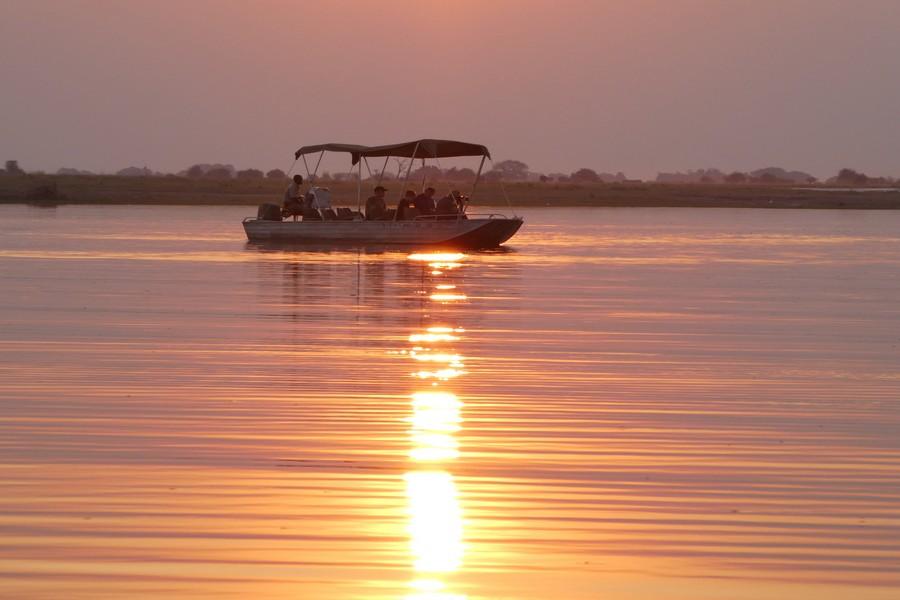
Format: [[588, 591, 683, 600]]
[[408, 253, 466, 263], [408, 391, 463, 462], [409, 333, 460, 343], [429, 293, 467, 302], [407, 578, 467, 600], [410, 392, 463, 433], [403, 474, 465, 570], [414, 369, 466, 380], [402, 253, 469, 599], [409, 352, 465, 367]]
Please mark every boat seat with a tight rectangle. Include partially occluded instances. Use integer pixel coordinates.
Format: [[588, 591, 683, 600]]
[[322, 208, 339, 220], [336, 207, 355, 220], [302, 208, 322, 221]]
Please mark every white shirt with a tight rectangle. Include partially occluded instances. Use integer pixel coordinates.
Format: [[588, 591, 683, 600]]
[[284, 181, 301, 204]]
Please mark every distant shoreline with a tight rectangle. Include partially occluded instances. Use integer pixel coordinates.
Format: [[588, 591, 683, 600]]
[[2, 174, 899, 209]]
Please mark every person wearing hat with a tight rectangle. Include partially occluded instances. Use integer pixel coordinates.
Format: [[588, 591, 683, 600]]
[[366, 185, 388, 220]]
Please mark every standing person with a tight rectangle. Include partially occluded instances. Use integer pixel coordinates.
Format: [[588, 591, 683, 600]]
[[414, 187, 436, 216], [366, 185, 388, 220], [282, 174, 304, 220], [396, 190, 417, 220]]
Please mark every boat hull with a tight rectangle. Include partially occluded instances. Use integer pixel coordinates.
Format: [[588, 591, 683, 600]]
[[243, 217, 523, 249]]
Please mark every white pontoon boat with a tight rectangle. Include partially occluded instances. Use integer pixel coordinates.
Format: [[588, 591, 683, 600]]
[[243, 139, 523, 249]]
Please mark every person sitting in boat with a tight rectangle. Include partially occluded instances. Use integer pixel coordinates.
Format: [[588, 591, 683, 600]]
[[282, 174, 305, 221], [436, 190, 464, 218], [414, 187, 436, 216], [366, 185, 388, 220], [396, 189, 417, 220]]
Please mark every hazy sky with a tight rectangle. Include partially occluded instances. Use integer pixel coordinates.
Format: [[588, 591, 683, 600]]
[[2, 0, 898, 179]]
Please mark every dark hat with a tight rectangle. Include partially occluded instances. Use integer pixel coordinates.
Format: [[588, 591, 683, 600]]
[[374, 185, 387, 192]]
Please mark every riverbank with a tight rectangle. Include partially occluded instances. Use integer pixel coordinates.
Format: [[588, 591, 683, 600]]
[[2, 174, 899, 209]]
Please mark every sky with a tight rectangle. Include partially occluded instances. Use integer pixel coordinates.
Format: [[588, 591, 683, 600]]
[[1, 0, 898, 179]]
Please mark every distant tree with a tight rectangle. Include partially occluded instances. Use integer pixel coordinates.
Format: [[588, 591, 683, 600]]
[[5, 160, 24, 175], [266, 168, 286, 179], [236, 168, 264, 180], [490, 159, 529, 181], [57, 167, 94, 176], [751, 166, 813, 184], [724, 171, 747, 184], [756, 172, 778, 184], [186, 165, 205, 178], [205, 167, 233, 179], [836, 168, 869, 185], [116, 166, 155, 177], [539, 174, 550, 183], [570, 168, 601, 183], [410, 165, 444, 181], [444, 167, 476, 181]]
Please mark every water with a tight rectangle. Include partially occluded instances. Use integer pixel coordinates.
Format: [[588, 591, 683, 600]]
[[1, 204, 899, 599]]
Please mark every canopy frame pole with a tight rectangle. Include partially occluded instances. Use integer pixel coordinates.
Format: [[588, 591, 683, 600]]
[[284, 157, 299, 178], [307, 150, 325, 187], [362, 157, 374, 179], [301, 155, 311, 180], [357, 158, 362, 214], [376, 156, 389, 187], [470, 155, 486, 203], [459, 154, 487, 221], [489, 159, 516, 217], [419, 158, 427, 192], [394, 141, 421, 221]]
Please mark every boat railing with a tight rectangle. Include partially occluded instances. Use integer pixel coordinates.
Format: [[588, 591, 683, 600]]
[[411, 213, 510, 221], [246, 211, 514, 224]]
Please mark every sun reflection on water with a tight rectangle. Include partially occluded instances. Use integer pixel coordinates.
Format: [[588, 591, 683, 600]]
[[403, 251, 468, 600]]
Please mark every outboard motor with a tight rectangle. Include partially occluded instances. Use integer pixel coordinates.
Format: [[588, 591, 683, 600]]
[[257, 203, 283, 221]]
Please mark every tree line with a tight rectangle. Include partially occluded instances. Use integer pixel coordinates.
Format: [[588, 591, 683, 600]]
[[2, 158, 898, 186]]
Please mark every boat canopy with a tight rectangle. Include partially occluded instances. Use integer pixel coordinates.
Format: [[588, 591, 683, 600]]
[[294, 143, 369, 161], [357, 139, 491, 162]]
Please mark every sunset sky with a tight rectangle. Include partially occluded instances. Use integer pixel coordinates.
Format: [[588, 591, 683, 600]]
[[2, 0, 898, 178]]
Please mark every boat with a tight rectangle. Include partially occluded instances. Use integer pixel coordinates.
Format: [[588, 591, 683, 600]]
[[242, 139, 523, 249]]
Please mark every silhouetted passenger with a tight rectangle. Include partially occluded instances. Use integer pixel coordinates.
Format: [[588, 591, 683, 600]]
[[414, 187, 436, 216], [366, 185, 388, 220], [396, 190, 417, 220], [436, 190, 462, 217], [282, 174, 305, 221]]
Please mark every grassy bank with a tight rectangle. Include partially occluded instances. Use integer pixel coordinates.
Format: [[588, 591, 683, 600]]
[[2, 174, 900, 209]]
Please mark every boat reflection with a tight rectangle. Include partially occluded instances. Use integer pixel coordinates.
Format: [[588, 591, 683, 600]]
[[404, 252, 469, 600]]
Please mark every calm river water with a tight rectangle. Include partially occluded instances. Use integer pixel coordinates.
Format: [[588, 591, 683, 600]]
[[1, 205, 899, 599]]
